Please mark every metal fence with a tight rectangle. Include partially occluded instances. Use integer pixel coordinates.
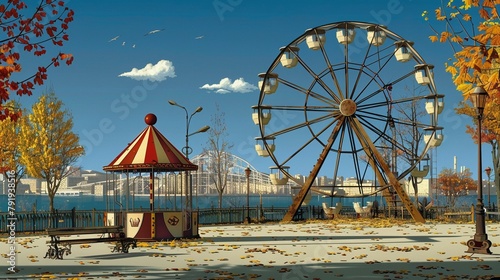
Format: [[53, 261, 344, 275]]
[[1, 208, 106, 233], [1, 205, 498, 234]]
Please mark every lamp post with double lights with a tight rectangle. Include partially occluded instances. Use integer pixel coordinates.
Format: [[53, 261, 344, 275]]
[[168, 100, 210, 212], [466, 86, 492, 254], [245, 167, 251, 224], [485, 166, 491, 210]]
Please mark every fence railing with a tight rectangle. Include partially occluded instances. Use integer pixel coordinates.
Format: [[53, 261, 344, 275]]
[[1, 208, 106, 233], [2, 205, 497, 234]]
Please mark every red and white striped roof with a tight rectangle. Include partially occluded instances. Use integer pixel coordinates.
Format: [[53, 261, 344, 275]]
[[103, 115, 197, 172]]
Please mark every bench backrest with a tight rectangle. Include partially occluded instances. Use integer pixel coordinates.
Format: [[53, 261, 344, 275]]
[[46, 226, 123, 236]]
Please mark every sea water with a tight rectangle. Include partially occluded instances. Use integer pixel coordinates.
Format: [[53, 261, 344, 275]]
[[1, 194, 496, 212]]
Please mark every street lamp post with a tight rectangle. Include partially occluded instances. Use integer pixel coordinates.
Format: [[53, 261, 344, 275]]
[[466, 86, 492, 254], [168, 100, 210, 212], [245, 167, 251, 224], [485, 167, 491, 210]]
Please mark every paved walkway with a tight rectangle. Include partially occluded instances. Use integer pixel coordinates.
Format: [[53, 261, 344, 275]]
[[3, 219, 500, 279]]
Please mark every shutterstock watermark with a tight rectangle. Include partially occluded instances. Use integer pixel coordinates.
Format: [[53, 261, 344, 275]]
[[6, 169, 17, 274]]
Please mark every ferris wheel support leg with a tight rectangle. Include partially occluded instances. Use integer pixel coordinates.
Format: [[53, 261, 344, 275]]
[[351, 118, 425, 223], [281, 122, 342, 223]]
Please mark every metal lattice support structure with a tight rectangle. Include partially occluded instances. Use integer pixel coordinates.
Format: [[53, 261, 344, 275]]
[[190, 152, 289, 197]]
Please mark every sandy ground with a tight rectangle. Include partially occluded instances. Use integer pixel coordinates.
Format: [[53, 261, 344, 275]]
[[2, 219, 500, 280]]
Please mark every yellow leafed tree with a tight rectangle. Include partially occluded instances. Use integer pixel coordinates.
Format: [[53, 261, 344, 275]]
[[0, 101, 25, 191], [425, 0, 500, 209], [19, 92, 84, 212]]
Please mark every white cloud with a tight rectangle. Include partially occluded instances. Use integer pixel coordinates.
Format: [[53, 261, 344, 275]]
[[118, 59, 176, 82], [200, 77, 257, 94]]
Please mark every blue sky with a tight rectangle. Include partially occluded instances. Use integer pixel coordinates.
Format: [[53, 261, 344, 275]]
[[14, 0, 489, 180]]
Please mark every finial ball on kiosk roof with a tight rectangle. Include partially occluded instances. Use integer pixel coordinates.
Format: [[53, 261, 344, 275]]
[[145, 113, 157, 125]]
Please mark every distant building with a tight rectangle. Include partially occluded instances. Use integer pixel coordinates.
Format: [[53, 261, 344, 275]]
[[342, 177, 374, 196], [19, 177, 43, 194], [72, 170, 107, 194], [403, 178, 431, 197]]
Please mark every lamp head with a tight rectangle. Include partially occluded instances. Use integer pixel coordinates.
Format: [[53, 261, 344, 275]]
[[470, 86, 489, 114], [168, 100, 177, 106], [485, 166, 492, 176], [198, 125, 210, 133], [245, 167, 252, 177]]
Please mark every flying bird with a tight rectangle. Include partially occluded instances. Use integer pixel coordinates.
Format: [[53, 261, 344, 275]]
[[195, 35, 204, 39], [144, 29, 165, 36], [108, 35, 119, 42]]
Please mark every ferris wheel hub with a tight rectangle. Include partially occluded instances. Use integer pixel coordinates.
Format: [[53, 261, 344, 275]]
[[339, 99, 357, 116]]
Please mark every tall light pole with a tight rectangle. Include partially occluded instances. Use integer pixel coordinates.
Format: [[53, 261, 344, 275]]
[[245, 167, 251, 224], [466, 85, 492, 254], [168, 100, 210, 212], [485, 166, 491, 210]]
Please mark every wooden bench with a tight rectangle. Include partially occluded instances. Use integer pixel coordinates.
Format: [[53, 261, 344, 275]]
[[444, 212, 474, 221], [44, 226, 136, 260], [443, 206, 475, 222], [486, 211, 500, 216]]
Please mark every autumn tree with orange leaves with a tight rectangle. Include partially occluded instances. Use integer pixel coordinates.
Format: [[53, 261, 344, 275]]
[[424, 0, 500, 209], [0, 0, 74, 121], [437, 168, 476, 208]]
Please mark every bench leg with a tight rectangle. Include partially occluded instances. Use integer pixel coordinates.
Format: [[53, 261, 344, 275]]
[[112, 242, 122, 253], [59, 244, 71, 259], [112, 239, 137, 253], [44, 244, 56, 259], [45, 242, 71, 260]]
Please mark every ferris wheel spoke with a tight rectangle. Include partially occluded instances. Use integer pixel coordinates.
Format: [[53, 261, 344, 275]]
[[267, 105, 334, 112], [364, 44, 395, 67], [350, 43, 383, 100], [355, 110, 388, 123], [357, 96, 426, 114], [349, 119, 385, 191], [264, 113, 337, 139], [279, 77, 338, 106], [268, 106, 339, 114], [293, 50, 343, 103], [277, 134, 318, 167], [355, 115, 414, 157], [350, 47, 395, 102], [346, 120, 366, 185], [331, 124, 347, 191], [278, 117, 340, 167], [318, 41, 345, 101], [390, 115, 429, 129], [391, 95, 427, 106], [353, 85, 388, 106], [358, 157, 374, 189], [311, 36, 350, 102], [343, 42, 351, 99], [349, 117, 394, 182], [354, 69, 417, 106]]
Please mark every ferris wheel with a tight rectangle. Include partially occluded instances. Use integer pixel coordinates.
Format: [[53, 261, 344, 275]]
[[252, 21, 443, 223]]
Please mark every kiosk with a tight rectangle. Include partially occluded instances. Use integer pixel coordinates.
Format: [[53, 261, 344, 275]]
[[103, 113, 198, 240]]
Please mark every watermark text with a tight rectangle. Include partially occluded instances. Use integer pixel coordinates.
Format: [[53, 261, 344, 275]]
[[6, 170, 17, 273]]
